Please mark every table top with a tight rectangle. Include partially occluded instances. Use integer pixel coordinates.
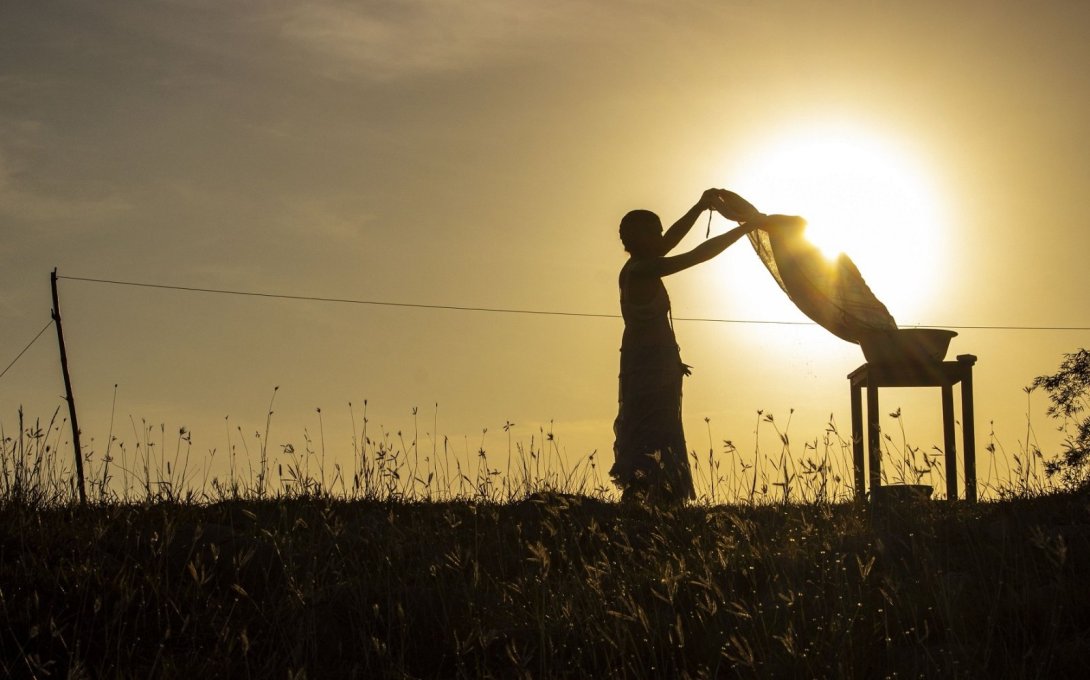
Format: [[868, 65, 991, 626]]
[[848, 354, 977, 388]]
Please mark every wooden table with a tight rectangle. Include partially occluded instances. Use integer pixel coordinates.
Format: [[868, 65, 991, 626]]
[[848, 354, 978, 502]]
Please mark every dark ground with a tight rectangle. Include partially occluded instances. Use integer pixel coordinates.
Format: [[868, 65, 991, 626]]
[[3, 489, 1090, 678]]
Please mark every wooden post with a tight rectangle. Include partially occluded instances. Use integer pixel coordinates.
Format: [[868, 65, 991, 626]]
[[51, 268, 86, 504]]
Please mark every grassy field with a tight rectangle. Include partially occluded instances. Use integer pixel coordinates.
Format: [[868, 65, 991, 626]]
[[3, 409, 1088, 678], [4, 488, 1090, 678]]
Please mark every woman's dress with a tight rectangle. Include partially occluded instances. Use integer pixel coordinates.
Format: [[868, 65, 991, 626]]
[[611, 259, 696, 502]]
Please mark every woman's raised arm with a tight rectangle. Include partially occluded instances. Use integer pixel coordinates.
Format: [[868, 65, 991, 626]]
[[660, 189, 722, 254], [661, 189, 764, 254], [651, 222, 761, 277]]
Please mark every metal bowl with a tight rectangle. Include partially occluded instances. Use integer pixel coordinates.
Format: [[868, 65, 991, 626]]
[[859, 328, 957, 365], [872, 483, 933, 504]]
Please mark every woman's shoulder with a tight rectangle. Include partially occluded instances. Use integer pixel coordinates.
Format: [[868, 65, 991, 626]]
[[623, 256, 661, 278]]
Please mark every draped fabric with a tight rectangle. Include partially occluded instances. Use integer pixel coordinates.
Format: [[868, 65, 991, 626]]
[[611, 260, 696, 503], [746, 215, 897, 342]]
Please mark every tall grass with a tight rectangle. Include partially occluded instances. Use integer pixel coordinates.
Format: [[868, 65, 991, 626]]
[[2, 399, 1057, 507], [2, 402, 1085, 678]]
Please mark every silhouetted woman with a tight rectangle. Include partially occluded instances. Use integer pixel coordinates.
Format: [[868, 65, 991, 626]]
[[612, 189, 762, 504]]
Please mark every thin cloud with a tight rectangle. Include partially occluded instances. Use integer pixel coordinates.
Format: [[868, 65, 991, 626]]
[[272, 0, 600, 81], [0, 145, 130, 227]]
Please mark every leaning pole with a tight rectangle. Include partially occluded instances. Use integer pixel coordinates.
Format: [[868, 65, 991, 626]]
[[51, 268, 87, 504]]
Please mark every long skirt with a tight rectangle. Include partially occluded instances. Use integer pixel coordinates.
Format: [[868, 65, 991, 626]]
[[611, 358, 695, 503]]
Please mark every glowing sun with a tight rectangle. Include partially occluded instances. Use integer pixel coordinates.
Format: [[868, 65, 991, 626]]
[[727, 122, 948, 323]]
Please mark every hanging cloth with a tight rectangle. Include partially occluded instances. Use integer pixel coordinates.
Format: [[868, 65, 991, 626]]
[[746, 215, 897, 343]]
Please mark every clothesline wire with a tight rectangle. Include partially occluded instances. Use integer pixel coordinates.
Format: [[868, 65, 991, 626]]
[[56, 275, 1090, 332], [56, 275, 807, 325], [0, 319, 54, 383]]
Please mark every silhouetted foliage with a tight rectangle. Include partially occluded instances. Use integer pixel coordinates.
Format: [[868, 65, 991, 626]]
[[1034, 348, 1090, 486]]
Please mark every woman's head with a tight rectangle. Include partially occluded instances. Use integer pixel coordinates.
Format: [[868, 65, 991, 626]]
[[619, 209, 663, 256]]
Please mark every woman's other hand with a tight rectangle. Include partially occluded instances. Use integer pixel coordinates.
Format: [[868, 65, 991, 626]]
[[716, 191, 763, 223], [698, 187, 726, 211], [749, 214, 806, 234]]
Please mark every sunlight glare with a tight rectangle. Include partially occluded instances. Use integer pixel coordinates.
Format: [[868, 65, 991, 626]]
[[725, 122, 948, 324]]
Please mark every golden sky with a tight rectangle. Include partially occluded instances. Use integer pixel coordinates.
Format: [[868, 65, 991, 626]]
[[2, 1, 1089, 497]]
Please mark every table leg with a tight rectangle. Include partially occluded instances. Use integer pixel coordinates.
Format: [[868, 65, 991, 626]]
[[851, 384, 864, 500], [941, 383, 957, 501], [961, 368, 977, 502], [867, 383, 880, 498]]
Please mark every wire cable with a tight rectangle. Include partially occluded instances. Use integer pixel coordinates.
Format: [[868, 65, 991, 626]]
[[56, 274, 1090, 331], [0, 319, 54, 383], [57, 275, 811, 325]]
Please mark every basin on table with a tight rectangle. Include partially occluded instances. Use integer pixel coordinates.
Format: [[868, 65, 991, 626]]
[[859, 328, 958, 365]]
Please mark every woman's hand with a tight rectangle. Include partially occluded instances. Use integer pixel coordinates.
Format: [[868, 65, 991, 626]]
[[698, 188, 726, 212], [697, 188, 762, 222], [715, 191, 762, 223]]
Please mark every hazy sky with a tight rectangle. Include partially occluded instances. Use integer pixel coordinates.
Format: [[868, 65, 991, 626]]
[[3, 1, 1089, 497]]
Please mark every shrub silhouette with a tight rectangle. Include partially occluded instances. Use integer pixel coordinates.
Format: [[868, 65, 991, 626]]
[[1034, 348, 1090, 487]]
